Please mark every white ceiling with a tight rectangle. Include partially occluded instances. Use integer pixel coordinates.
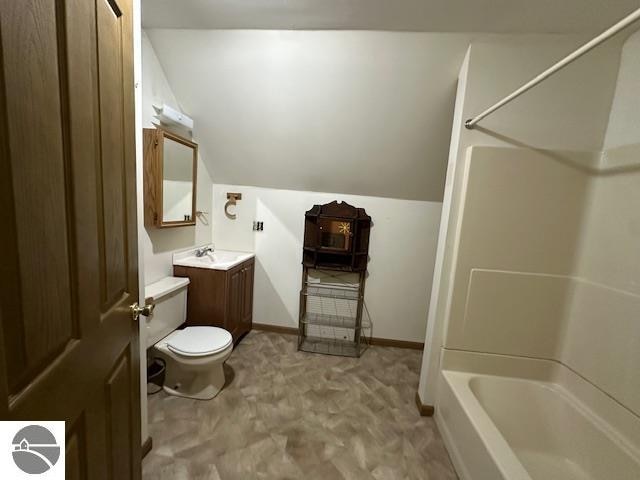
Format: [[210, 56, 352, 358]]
[[142, 0, 639, 33], [146, 30, 476, 201]]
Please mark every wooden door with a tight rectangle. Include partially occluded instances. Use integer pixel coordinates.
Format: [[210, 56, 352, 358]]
[[227, 267, 243, 341], [241, 261, 254, 333], [0, 0, 140, 479]]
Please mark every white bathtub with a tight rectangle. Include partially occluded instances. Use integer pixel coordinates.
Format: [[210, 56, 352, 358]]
[[435, 351, 640, 480]]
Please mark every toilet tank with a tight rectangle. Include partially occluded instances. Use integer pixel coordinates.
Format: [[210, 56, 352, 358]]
[[144, 276, 190, 348]]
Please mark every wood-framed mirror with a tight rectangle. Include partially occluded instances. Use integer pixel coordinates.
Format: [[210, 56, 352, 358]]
[[143, 128, 198, 228]]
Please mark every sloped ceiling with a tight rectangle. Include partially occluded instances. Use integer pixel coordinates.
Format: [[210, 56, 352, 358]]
[[142, 0, 639, 34], [143, 2, 636, 201], [146, 30, 479, 201]]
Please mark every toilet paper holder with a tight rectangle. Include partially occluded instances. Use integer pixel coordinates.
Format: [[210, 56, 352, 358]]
[[224, 193, 242, 219]]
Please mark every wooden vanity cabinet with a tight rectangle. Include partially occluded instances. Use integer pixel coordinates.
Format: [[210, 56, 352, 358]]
[[173, 258, 254, 343]]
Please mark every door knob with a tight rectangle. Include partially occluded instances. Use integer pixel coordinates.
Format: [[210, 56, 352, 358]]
[[130, 299, 155, 321]]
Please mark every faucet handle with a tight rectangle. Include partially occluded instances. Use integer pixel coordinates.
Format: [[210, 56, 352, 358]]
[[195, 245, 214, 257]]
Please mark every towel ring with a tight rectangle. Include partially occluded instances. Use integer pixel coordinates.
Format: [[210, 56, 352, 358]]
[[225, 193, 242, 219]]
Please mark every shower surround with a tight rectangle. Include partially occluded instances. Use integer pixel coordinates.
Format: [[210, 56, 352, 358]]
[[433, 145, 640, 479]]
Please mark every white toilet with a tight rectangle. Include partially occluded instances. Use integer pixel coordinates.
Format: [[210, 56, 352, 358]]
[[145, 276, 234, 400]]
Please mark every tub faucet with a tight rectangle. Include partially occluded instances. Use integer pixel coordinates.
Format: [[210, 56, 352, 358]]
[[195, 245, 214, 257]]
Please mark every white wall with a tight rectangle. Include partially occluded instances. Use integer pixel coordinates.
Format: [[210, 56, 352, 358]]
[[604, 30, 640, 150], [141, 31, 214, 284], [212, 184, 442, 342]]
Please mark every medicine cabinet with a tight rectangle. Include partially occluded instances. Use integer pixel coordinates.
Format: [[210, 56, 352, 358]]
[[143, 128, 198, 228]]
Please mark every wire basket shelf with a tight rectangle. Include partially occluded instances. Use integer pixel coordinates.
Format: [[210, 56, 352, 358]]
[[298, 268, 370, 358], [298, 335, 369, 358], [303, 284, 361, 301], [301, 312, 371, 330]]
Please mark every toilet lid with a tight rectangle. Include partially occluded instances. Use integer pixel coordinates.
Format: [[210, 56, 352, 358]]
[[166, 327, 233, 357]]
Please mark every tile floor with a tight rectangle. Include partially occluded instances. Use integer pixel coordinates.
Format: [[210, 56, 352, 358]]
[[143, 331, 457, 479]]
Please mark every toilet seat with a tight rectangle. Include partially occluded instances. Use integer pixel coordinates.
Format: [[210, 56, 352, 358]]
[[166, 326, 233, 357]]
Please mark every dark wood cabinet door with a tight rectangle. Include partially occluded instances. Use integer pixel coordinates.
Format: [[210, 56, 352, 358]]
[[174, 266, 226, 327], [175, 260, 253, 343], [241, 261, 254, 331], [0, 0, 140, 478], [227, 267, 243, 341]]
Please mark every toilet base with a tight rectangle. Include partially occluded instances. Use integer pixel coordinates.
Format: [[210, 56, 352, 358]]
[[152, 341, 232, 401], [162, 362, 226, 400]]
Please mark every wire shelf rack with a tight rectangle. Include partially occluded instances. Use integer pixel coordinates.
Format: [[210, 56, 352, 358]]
[[303, 284, 361, 301], [298, 268, 370, 357], [301, 312, 372, 330], [298, 335, 368, 358]]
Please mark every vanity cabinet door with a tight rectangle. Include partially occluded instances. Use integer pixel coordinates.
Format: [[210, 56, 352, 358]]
[[241, 260, 254, 332], [226, 259, 253, 342], [174, 265, 226, 328], [175, 259, 254, 343], [227, 266, 244, 341]]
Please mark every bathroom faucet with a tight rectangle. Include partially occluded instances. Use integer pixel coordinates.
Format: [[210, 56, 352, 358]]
[[195, 245, 214, 257]]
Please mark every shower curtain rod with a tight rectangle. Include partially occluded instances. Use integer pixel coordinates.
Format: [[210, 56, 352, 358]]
[[464, 7, 640, 129]]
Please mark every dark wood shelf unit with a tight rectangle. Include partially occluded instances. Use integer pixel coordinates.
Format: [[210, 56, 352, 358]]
[[298, 201, 371, 357], [302, 201, 371, 272]]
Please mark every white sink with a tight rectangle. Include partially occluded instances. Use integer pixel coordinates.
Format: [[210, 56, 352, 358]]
[[173, 246, 254, 271]]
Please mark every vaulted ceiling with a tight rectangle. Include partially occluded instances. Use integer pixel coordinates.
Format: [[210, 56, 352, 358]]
[[142, 2, 635, 201], [142, 0, 638, 34], [146, 30, 477, 201]]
